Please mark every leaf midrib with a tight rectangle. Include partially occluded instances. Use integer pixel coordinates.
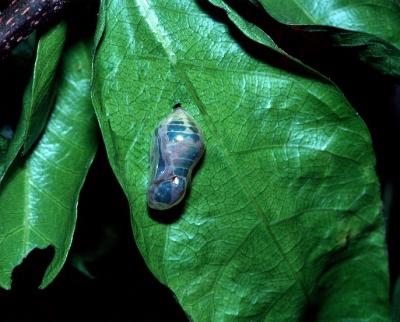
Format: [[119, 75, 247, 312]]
[[176, 63, 311, 305], [21, 158, 57, 254], [283, 0, 317, 24], [136, 0, 311, 307], [23, 164, 31, 255]]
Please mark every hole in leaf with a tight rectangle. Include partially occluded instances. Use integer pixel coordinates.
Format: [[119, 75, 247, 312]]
[[11, 246, 55, 290]]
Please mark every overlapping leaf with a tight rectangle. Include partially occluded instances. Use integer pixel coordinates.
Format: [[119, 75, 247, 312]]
[[92, 0, 389, 320], [0, 22, 66, 183], [0, 41, 97, 289], [255, 0, 400, 77], [258, 0, 400, 44]]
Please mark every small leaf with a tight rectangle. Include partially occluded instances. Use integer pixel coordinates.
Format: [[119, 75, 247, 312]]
[[210, 0, 279, 50], [0, 22, 66, 183], [23, 22, 67, 153], [0, 41, 98, 289], [208, 0, 318, 71], [92, 0, 390, 320]]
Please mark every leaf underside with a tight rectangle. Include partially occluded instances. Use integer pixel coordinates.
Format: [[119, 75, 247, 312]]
[[0, 23, 66, 183], [256, 0, 400, 77], [0, 41, 98, 289]]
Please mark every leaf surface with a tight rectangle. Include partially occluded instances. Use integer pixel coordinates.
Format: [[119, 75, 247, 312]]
[[0, 41, 97, 289], [0, 23, 66, 182], [92, 1, 390, 320], [256, 0, 400, 77]]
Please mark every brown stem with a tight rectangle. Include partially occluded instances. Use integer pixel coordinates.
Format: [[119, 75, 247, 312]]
[[0, 0, 70, 59]]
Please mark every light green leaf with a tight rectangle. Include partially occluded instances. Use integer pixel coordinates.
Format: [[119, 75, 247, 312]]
[[257, 0, 400, 47], [210, 0, 279, 50], [22, 23, 67, 154], [256, 0, 400, 77], [0, 22, 66, 183], [208, 0, 316, 71], [92, 0, 389, 320], [0, 41, 97, 289]]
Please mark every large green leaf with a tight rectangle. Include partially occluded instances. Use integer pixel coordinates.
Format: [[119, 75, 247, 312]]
[[0, 41, 97, 289], [0, 22, 66, 183], [257, 0, 400, 46], [92, 0, 389, 320], [255, 0, 400, 77]]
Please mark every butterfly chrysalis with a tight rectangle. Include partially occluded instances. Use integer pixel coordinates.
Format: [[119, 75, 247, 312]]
[[148, 106, 205, 210]]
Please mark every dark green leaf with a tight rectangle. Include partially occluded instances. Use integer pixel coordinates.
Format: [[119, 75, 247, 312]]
[[392, 277, 400, 322], [256, 0, 400, 77], [71, 224, 118, 279], [0, 41, 97, 289], [329, 31, 400, 77], [0, 22, 66, 183], [92, 0, 389, 320], [208, 0, 312, 68]]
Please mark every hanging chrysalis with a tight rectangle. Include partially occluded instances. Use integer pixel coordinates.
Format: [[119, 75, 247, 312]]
[[148, 106, 205, 210]]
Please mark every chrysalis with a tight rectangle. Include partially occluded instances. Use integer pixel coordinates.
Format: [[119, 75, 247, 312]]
[[148, 106, 205, 210]]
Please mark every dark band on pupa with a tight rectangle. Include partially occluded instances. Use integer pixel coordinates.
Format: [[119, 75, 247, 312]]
[[148, 106, 205, 210]]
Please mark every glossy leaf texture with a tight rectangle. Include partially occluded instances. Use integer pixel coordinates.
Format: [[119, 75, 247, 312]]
[[0, 41, 97, 289], [92, 0, 389, 320], [255, 0, 400, 77], [0, 22, 66, 182], [257, 0, 400, 45], [208, 0, 301, 63]]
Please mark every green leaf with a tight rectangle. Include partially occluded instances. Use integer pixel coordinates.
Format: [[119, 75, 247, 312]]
[[255, 0, 400, 77], [92, 0, 389, 320], [211, 0, 279, 50], [0, 22, 66, 183], [0, 41, 97, 289], [208, 0, 310, 68], [256, 0, 400, 47], [22, 23, 68, 154]]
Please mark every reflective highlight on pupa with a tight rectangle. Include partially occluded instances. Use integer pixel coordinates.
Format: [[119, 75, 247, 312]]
[[148, 107, 205, 210]]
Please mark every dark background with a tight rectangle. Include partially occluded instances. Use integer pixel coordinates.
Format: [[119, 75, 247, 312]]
[[0, 0, 399, 320], [0, 141, 188, 321]]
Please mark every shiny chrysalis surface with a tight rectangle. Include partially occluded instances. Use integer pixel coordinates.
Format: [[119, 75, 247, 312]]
[[148, 107, 205, 210]]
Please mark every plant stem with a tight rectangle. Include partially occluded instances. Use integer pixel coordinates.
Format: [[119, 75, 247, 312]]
[[0, 0, 69, 59]]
